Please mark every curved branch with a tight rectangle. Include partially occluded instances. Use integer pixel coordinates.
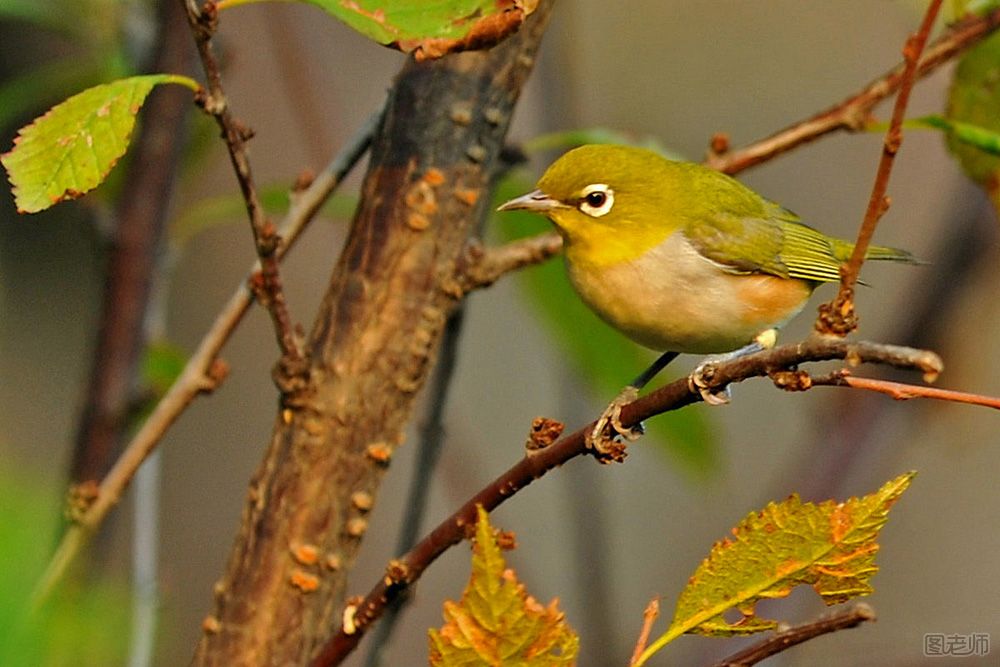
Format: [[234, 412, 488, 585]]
[[711, 604, 876, 667], [808, 371, 1000, 409], [311, 337, 942, 665]]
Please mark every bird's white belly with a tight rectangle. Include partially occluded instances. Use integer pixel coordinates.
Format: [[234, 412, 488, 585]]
[[565, 233, 812, 354]]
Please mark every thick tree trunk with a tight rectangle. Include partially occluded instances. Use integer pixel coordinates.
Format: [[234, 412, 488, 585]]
[[192, 6, 553, 665]]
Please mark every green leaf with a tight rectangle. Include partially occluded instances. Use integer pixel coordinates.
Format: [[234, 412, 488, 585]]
[[218, 0, 537, 61], [945, 31, 1000, 206], [634, 472, 915, 666], [1, 74, 198, 214], [429, 506, 579, 666], [492, 171, 718, 477]]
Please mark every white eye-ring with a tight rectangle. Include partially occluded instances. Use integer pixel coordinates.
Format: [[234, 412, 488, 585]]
[[578, 183, 614, 218]]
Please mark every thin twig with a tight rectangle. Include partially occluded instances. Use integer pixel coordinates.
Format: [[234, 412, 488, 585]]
[[183, 0, 302, 366], [29, 109, 382, 611], [707, 8, 1000, 175], [810, 371, 1000, 409], [710, 604, 877, 667], [310, 338, 942, 666], [629, 598, 661, 667], [816, 0, 944, 335]]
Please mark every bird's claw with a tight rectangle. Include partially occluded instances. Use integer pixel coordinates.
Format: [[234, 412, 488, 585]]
[[586, 386, 643, 463], [689, 360, 732, 405]]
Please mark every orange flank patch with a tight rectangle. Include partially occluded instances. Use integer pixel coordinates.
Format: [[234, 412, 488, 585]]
[[733, 274, 812, 325]]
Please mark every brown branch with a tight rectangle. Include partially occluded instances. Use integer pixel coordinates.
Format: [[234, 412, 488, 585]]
[[456, 231, 563, 292], [707, 7, 1000, 175], [629, 598, 661, 667], [30, 111, 380, 611], [310, 337, 941, 665], [809, 371, 1000, 409], [183, 0, 302, 368], [816, 0, 944, 336], [711, 604, 877, 667]]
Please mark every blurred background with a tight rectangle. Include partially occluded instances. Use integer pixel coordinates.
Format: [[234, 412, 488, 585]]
[[1, 1, 998, 665]]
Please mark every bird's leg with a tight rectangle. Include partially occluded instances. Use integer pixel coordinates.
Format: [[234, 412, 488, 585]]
[[689, 329, 778, 405], [587, 351, 679, 460]]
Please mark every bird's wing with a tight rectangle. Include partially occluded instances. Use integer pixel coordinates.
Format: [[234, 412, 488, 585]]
[[682, 201, 844, 283]]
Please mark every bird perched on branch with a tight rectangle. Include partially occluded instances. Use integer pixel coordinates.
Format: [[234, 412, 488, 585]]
[[498, 144, 916, 450]]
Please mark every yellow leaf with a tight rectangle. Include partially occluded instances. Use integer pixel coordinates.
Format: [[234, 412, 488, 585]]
[[634, 472, 915, 665], [428, 506, 579, 666]]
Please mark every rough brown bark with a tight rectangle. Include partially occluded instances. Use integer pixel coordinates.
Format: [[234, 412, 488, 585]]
[[192, 6, 552, 665]]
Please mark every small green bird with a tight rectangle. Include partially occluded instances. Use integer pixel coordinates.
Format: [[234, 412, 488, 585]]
[[498, 145, 916, 437]]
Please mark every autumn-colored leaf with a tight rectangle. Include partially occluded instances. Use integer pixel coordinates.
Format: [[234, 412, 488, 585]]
[[633, 472, 915, 666], [218, 0, 537, 61], [429, 505, 578, 666], [1, 74, 198, 214]]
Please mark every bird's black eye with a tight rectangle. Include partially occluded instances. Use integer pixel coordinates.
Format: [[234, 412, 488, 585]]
[[578, 184, 614, 217]]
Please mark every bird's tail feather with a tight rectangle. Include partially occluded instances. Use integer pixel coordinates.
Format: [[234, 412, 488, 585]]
[[830, 238, 921, 264], [864, 244, 922, 264]]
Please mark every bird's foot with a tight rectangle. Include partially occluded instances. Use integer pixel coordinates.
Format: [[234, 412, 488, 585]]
[[586, 386, 643, 463], [688, 336, 775, 405], [689, 359, 732, 405]]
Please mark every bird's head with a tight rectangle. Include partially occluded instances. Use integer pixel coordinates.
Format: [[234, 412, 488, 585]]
[[498, 144, 685, 266]]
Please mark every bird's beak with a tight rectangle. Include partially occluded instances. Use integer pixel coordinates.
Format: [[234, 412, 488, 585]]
[[497, 190, 567, 213]]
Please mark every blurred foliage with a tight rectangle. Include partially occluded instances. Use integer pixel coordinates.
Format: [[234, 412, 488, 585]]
[[0, 467, 129, 665], [945, 30, 1000, 209], [0, 0, 136, 131], [168, 185, 357, 249], [949, 0, 1000, 19], [494, 129, 718, 477], [133, 338, 189, 425]]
